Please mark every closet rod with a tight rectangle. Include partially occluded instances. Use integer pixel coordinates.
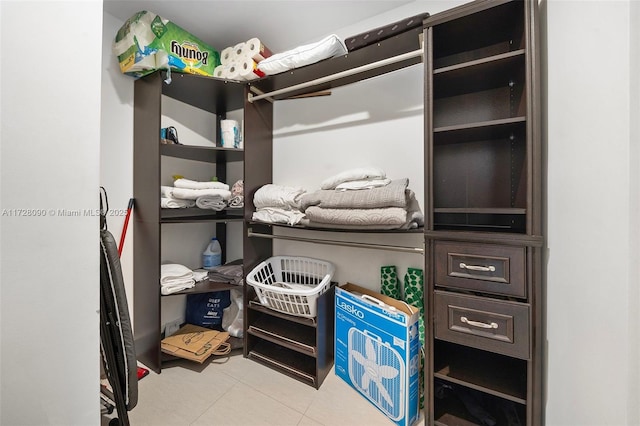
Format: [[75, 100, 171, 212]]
[[248, 47, 423, 103], [247, 229, 424, 254]]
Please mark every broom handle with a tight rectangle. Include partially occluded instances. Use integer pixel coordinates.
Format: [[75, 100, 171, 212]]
[[118, 198, 134, 256]]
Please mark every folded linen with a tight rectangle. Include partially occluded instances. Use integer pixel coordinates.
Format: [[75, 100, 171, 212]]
[[335, 178, 392, 191], [195, 194, 226, 211], [161, 281, 195, 295], [161, 197, 196, 209], [252, 207, 305, 226], [171, 187, 231, 201], [253, 184, 306, 210], [300, 178, 409, 211], [174, 178, 230, 191], [320, 167, 386, 190], [302, 191, 424, 230], [231, 180, 244, 197], [192, 269, 210, 282], [228, 195, 244, 208], [207, 263, 244, 286], [160, 263, 193, 284], [161, 185, 175, 198], [160, 263, 196, 295]]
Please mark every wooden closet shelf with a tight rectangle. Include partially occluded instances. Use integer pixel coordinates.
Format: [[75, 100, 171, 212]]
[[161, 208, 244, 223], [434, 208, 526, 214], [434, 49, 525, 75], [433, 116, 526, 135], [161, 144, 243, 163], [161, 279, 241, 297]]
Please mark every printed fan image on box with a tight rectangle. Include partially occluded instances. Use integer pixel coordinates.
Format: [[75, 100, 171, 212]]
[[349, 329, 404, 421]]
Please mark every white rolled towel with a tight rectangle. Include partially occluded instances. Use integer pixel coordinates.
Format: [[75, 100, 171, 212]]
[[174, 178, 229, 191], [195, 195, 227, 211], [320, 167, 386, 190], [172, 187, 231, 201]]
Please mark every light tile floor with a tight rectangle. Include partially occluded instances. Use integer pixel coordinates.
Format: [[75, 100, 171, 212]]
[[123, 352, 423, 426]]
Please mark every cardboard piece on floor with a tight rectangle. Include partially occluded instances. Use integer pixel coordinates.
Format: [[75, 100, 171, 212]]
[[161, 324, 229, 363]]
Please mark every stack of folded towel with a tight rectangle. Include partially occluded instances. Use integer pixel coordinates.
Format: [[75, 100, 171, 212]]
[[298, 167, 424, 230], [160, 264, 209, 295], [161, 178, 232, 211], [251, 184, 306, 225]]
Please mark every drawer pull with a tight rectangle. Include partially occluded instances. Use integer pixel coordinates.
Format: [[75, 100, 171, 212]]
[[461, 316, 498, 329], [459, 262, 496, 272]]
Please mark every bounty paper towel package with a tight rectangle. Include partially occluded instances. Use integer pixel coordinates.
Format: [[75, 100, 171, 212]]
[[335, 283, 421, 426], [113, 11, 220, 78]]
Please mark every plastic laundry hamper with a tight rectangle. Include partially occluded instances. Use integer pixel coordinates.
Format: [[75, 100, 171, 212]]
[[246, 256, 335, 318]]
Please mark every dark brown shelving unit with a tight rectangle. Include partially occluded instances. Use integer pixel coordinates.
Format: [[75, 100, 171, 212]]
[[245, 286, 335, 389], [133, 71, 247, 373], [425, 1, 542, 425], [241, 26, 427, 389]]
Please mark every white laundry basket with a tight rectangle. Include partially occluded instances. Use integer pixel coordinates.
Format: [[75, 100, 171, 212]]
[[246, 256, 335, 318]]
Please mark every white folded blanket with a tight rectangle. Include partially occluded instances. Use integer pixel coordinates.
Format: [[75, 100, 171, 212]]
[[174, 178, 230, 191], [253, 184, 306, 210], [196, 195, 226, 211], [252, 207, 305, 226], [172, 187, 231, 201], [161, 197, 196, 209], [320, 167, 386, 190], [335, 178, 391, 191]]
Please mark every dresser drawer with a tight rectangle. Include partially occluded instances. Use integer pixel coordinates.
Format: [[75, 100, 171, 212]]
[[434, 291, 530, 359], [434, 241, 526, 298]]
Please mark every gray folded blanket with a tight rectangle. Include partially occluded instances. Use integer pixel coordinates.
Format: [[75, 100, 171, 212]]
[[302, 192, 424, 230], [299, 178, 409, 211]]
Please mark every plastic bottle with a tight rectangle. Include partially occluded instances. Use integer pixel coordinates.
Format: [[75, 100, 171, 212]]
[[202, 237, 222, 270]]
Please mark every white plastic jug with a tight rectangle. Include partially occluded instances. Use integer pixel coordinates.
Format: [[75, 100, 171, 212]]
[[202, 237, 222, 270]]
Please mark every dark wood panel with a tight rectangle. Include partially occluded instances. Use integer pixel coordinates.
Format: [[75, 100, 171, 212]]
[[160, 208, 243, 223], [159, 72, 245, 114], [133, 72, 163, 373]]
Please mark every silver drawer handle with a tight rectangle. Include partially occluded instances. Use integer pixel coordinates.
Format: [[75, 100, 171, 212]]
[[461, 316, 498, 329], [459, 262, 496, 272]]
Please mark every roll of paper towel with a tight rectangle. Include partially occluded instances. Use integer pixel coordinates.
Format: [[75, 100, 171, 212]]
[[244, 38, 273, 62], [220, 119, 240, 148], [213, 64, 229, 79], [220, 46, 235, 65], [226, 63, 242, 80], [232, 42, 246, 59], [237, 57, 265, 80]]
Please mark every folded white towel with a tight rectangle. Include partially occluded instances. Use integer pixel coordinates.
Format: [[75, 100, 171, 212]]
[[160, 263, 193, 284], [320, 167, 386, 190], [161, 280, 195, 295], [171, 187, 232, 201], [195, 195, 226, 211], [161, 186, 175, 198], [192, 269, 209, 282], [161, 197, 196, 209], [252, 207, 305, 226], [253, 184, 306, 210], [335, 178, 392, 191], [174, 178, 230, 191]]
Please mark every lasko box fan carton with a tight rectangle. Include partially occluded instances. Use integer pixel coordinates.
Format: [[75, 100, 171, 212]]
[[335, 283, 421, 426]]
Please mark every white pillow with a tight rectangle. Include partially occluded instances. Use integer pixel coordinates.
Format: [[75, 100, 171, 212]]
[[257, 34, 347, 76], [320, 167, 387, 190]]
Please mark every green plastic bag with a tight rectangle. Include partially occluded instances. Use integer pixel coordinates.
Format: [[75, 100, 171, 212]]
[[113, 11, 220, 78]]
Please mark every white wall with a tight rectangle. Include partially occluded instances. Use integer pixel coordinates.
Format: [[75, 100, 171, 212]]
[[544, 0, 639, 424], [0, 1, 103, 425]]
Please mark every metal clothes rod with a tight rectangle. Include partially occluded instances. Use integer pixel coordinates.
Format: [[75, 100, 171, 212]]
[[248, 48, 423, 103], [247, 230, 424, 254]]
